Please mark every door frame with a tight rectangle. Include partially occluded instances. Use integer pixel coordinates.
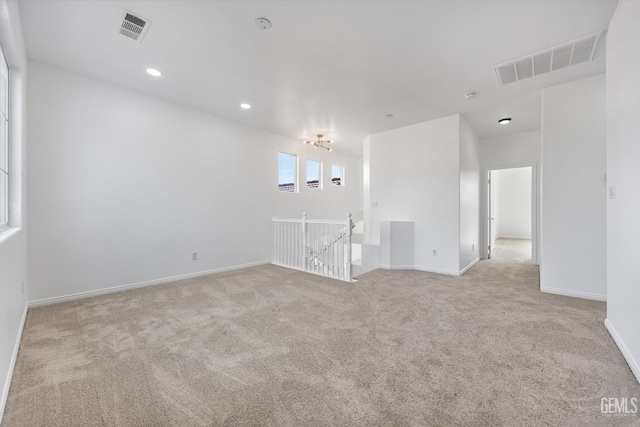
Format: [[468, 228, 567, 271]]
[[483, 162, 539, 265]]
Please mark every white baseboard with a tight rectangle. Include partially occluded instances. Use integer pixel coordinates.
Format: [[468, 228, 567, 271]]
[[377, 263, 474, 277], [459, 257, 480, 275], [605, 319, 640, 384], [414, 265, 460, 276], [390, 265, 414, 270], [0, 303, 28, 425], [28, 260, 271, 308], [379, 264, 415, 271], [540, 286, 606, 302]]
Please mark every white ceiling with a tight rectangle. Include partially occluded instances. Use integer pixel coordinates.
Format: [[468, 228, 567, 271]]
[[19, 0, 617, 156]]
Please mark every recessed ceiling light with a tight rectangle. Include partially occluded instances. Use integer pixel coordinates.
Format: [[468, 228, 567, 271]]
[[146, 68, 162, 77], [385, 114, 394, 119], [498, 117, 512, 125], [241, 103, 251, 110]]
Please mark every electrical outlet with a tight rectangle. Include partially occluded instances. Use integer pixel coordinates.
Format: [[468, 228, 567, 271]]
[[609, 185, 616, 199], [371, 201, 378, 208], [472, 244, 475, 252], [192, 251, 198, 261], [432, 249, 438, 256]]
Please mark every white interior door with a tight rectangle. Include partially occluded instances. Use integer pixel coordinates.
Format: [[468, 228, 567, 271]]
[[488, 171, 495, 259]]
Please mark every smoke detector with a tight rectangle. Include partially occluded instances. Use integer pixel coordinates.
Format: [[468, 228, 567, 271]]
[[255, 18, 272, 30], [116, 9, 152, 42]]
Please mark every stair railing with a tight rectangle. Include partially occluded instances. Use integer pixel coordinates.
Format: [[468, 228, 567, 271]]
[[272, 213, 353, 282]]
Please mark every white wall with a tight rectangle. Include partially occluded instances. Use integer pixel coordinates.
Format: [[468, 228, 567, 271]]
[[480, 130, 541, 261], [494, 167, 531, 239], [379, 221, 414, 270], [0, 0, 27, 421], [272, 147, 362, 221], [459, 116, 480, 271], [541, 74, 606, 301], [365, 115, 461, 275], [480, 130, 541, 167], [362, 135, 371, 241], [27, 61, 362, 303], [605, 0, 640, 383]]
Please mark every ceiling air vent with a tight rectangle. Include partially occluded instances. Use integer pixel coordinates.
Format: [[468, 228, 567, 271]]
[[116, 9, 151, 43], [494, 31, 603, 86]]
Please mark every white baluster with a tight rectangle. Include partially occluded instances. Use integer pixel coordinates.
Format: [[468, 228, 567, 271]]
[[302, 213, 307, 271], [277, 222, 281, 265], [288, 222, 292, 267], [276, 222, 280, 265], [334, 233, 338, 278], [314, 223, 317, 272], [324, 223, 328, 276], [298, 222, 301, 269]]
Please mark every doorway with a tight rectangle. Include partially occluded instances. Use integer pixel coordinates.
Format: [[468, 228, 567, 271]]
[[487, 166, 534, 262]]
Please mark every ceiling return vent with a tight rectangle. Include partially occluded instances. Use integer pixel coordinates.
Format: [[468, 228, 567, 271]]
[[116, 9, 151, 42], [494, 31, 603, 86]]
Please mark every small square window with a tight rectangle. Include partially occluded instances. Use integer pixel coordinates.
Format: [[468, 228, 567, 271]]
[[331, 165, 344, 186], [278, 152, 297, 192], [307, 159, 322, 189]]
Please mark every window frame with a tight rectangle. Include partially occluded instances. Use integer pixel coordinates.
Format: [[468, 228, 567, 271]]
[[331, 164, 345, 187], [306, 159, 322, 190], [277, 151, 298, 193]]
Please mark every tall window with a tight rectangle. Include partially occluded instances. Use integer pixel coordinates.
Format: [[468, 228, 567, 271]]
[[306, 159, 322, 189], [331, 164, 344, 186], [278, 152, 297, 192], [0, 46, 8, 228]]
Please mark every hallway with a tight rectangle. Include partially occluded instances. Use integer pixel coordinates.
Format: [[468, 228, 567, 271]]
[[490, 238, 532, 264]]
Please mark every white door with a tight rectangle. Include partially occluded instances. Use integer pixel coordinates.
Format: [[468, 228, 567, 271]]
[[488, 171, 497, 259]]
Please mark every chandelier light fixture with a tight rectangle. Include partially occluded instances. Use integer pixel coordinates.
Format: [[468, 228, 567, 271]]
[[304, 134, 333, 151]]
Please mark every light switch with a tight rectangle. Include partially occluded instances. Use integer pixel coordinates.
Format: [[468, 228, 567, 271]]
[[371, 201, 378, 208]]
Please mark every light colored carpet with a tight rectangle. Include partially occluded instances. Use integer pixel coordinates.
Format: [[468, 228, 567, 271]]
[[3, 239, 639, 426]]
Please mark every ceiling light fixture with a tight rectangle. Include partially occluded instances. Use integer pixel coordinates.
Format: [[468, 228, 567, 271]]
[[240, 103, 251, 109], [385, 114, 394, 119], [146, 68, 162, 77], [498, 117, 512, 125], [465, 91, 477, 99], [304, 134, 333, 151]]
